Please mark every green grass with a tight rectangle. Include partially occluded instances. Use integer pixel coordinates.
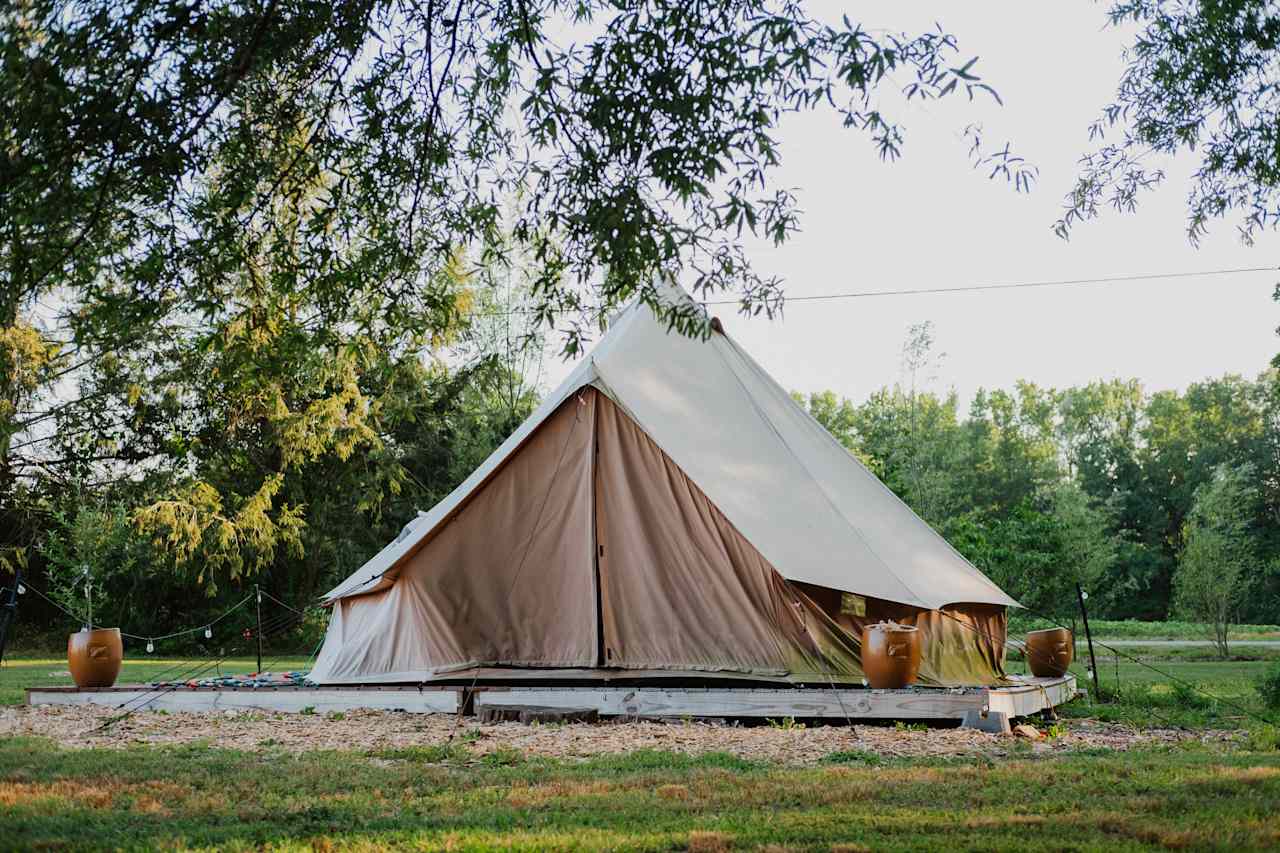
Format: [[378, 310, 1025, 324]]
[[0, 655, 312, 706], [5, 637, 1280, 849], [1009, 616, 1280, 641], [2, 738, 1279, 851]]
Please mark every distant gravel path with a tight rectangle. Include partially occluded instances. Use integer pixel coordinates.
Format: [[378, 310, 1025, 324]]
[[1007, 639, 1280, 648]]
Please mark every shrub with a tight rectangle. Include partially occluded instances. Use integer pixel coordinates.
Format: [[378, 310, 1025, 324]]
[[767, 716, 805, 730], [820, 749, 883, 766], [1245, 726, 1279, 752], [480, 746, 524, 767], [1256, 663, 1280, 711], [369, 744, 465, 763], [1171, 682, 1211, 710]]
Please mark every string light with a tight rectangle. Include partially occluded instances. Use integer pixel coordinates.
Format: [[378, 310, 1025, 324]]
[[16, 583, 25, 595], [204, 626, 213, 639], [146, 639, 155, 653]]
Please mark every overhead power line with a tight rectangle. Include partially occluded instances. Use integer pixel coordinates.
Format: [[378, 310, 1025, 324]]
[[702, 264, 1277, 306], [474, 265, 1276, 317]]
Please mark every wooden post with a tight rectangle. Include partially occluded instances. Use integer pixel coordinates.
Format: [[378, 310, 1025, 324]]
[[255, 584, 263, 675], [1076, 583, 1100, 699]]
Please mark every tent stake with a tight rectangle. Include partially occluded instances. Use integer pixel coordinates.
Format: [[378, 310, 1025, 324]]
[[1076, 583, 1100, 699]]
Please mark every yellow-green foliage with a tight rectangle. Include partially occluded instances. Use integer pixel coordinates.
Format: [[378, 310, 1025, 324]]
[[0, 320, 61, 420], [134, 476, 305, 591]]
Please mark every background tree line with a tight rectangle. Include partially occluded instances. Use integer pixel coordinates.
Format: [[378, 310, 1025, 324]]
[[795, 323, 1280, 636], [4, 238, 549, 648], [6, 0, 1280, 650]]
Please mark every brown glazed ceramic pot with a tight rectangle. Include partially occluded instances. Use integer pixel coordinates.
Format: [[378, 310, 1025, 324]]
[[1025, 627, 1074, 677], [860, 622, 922, 689], [67, 627, 123, 688]]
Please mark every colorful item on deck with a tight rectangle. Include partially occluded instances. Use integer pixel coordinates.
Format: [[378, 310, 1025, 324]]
[[149, 670, 315, 689]]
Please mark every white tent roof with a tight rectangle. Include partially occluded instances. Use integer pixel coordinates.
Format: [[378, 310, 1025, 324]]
[[323, 285, 1018, 611]]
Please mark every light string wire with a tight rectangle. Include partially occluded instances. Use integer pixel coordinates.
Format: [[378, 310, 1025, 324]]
[[14, 577, 323, 722], [20, 581, 255, 644]]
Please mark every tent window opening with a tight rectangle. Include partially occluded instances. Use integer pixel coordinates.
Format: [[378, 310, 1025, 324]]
[[840, 593, 866, 618]]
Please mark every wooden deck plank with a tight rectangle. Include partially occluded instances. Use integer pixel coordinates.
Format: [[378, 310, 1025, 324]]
[[25, 687, 460, 715], [987, 675, 1079, 718]]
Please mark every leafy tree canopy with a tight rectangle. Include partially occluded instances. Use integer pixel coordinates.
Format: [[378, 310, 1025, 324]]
[[1058, 0, 1280, 243], [1, 0, 1021, 354]]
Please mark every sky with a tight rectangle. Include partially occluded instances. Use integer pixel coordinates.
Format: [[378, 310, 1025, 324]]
[[538, 2, 1279, 409]]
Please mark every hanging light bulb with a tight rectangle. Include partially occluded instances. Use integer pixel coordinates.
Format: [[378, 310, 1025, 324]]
[[16, 582, 25, 595], [146, 639, 155, 653], [1081, 590, 1090, 601], [204, 626, 213, 639]]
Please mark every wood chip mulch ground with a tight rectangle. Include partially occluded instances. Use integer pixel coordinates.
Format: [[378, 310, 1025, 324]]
[[1, 704, 1237, 764]]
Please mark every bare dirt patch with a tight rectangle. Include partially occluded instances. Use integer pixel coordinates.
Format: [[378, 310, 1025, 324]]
[[0, 704, 1233, 764]]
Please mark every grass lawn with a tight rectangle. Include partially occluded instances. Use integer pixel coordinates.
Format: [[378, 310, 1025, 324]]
[[0, 655, 313, 706], [2, 737, 1279, 851], [4, 642, 1280, 849]]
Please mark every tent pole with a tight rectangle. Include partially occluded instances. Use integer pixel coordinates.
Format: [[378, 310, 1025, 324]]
[[1075, 583, 1100, 699], [0, 570, 21, 668], [255, 584, 263, 674]]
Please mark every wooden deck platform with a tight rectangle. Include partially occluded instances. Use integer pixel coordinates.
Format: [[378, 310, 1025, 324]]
[[26, 674, 1075, 723]]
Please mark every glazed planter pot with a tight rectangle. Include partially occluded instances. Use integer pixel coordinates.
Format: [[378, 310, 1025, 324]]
[[67, 627, 123, 689], [861, 622, 922, 689], [1025, 627, 1074, 677]]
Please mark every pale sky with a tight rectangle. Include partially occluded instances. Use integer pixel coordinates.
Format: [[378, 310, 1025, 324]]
[[539, 2, 1278, 408]]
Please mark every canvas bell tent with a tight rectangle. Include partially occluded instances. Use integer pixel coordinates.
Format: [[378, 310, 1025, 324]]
[[309, 286, 1018, 688]]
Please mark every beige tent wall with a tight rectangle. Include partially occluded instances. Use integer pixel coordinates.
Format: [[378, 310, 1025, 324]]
[[595, 393, 863, 679], [791, 582, 1009, 686], [309, 391, 599, 682]]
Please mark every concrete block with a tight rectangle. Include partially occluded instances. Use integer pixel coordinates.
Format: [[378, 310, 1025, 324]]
[[960, 709, 1011, 734]]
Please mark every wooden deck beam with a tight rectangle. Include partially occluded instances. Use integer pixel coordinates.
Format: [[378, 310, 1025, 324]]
[[25, 675, 1075, 721]]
